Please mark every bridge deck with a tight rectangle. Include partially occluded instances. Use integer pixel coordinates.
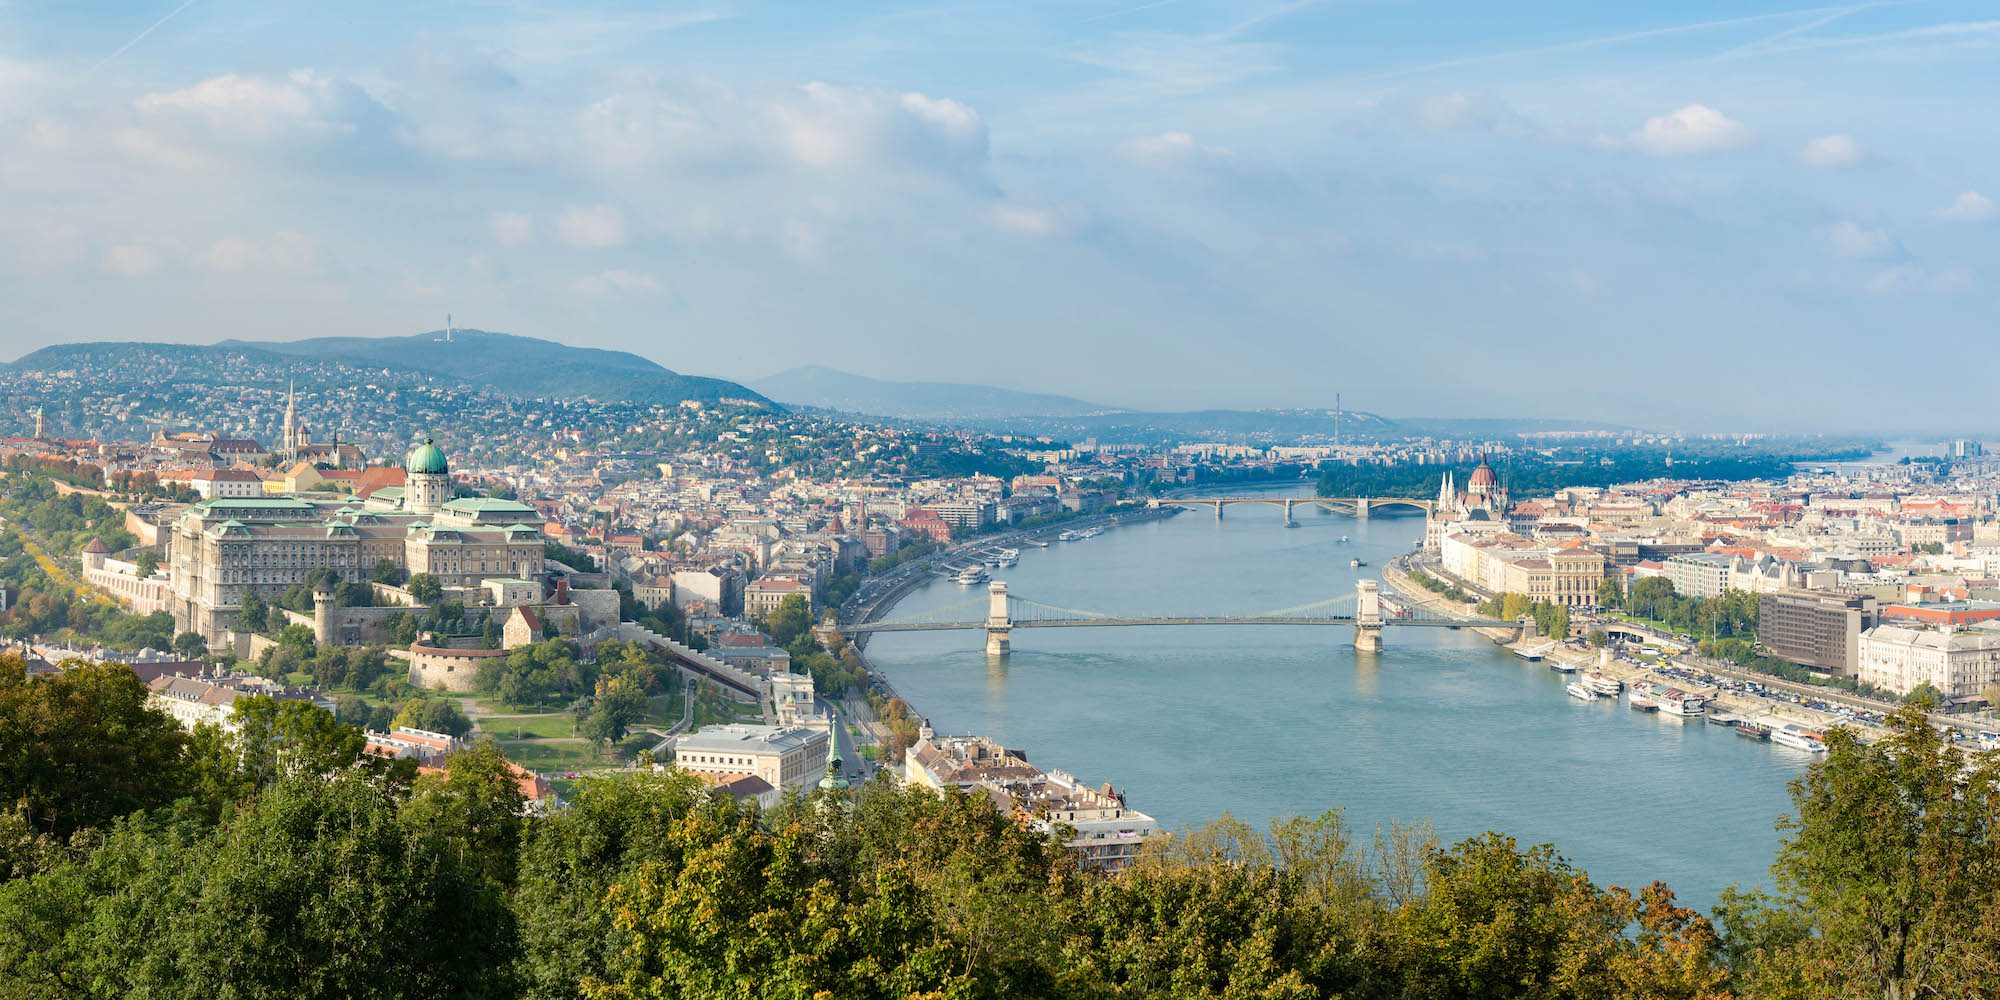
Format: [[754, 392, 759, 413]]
[[850, 615, 1508, 632]]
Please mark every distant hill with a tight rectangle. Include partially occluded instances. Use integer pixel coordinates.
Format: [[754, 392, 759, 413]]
[[216, 330, 769, 406], [751, 366, 1102, 420]]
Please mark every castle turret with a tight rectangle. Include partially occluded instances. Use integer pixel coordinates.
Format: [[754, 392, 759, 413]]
[[404, 437, 450, 516], [313, 577, 335, 648]]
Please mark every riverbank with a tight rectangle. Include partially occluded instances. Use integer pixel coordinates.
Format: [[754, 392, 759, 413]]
[[1380, 557, 1891, 743]]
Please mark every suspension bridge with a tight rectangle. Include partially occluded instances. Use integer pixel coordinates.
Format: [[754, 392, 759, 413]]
[[846, 580, 1527, 654]]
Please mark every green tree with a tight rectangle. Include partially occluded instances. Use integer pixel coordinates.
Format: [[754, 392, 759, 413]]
[[0, 656, 191, 836], [229, 695, 367, 787], [408, 572, 444, 605], [402, 741, 524, 887], [764, 592, 812, 648], [1758, 702, 2000, 999], [133, 549, 160, 577], [371, 558, 408, 585], [392, 696, 474, 738], [238, 592, 268, 632], [577, 680, 648, 754], [1596, 576, 1624, 608], [172, 631, 208, 659]]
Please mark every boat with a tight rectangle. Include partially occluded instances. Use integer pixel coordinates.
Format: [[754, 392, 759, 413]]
[[1628, 694, 1659, 713], [1771, 724, 1828, 753], [1583, 672, 1623, 696], [1057, 530, 1079, 542], [952, 567, 988, 586], [1338, 535, 1349, 543], [1653, 686, 1707, 717], [1706, 712, 1741, 727], [996, 548, 1019, 567], [1566, 682, 1599, 701], [1547, 659, 1578, 674], [1350, 558, 1367, 568], [1513, 646, 1544, 661], [1737, 723, 1772, 741]]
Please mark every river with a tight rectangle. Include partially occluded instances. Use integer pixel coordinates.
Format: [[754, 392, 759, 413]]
[[864, 486, 1812, 913]]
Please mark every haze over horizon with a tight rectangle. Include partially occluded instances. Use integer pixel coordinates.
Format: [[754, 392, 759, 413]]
[[3, 1, 1997, 429]]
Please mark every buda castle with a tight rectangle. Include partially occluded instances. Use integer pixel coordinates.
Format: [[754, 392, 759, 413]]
[[168, 437, 547, 639]]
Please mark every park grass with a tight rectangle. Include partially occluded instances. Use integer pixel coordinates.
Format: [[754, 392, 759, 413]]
[[499, 733, 656, 774], [479, 714, 576, 740]]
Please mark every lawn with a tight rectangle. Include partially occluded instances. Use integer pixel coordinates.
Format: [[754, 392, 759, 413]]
[[479, 713, 576, 740], [498, 733, 657, 774]]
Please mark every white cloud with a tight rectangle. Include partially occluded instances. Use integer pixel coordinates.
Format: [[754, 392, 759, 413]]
[[124, 70, 397, 167], [989, 203, 1059, 236], [490, 211, 534, 247], [555, 204, 626, 248], [1122, 130, 1234, 169], [1933, 190, 1997, 223], [1625, 104, 1751, 156], [577, 80, 987, 178], [1801, 134, 1861, 168], [101, 244, 162, 278], [191, 231, 320, 274], [1819, 220, 1895, 259], [1865, 264, 1972, 295], [779, 219, 825, 261], [572, 268, 662, 295]]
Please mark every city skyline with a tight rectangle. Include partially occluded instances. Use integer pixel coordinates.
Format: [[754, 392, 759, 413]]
[[3, 1, 1997, 426]]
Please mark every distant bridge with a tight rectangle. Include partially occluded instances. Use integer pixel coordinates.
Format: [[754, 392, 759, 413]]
[[1151, 495, 1434, 523], [846, 580, 1525, 654]]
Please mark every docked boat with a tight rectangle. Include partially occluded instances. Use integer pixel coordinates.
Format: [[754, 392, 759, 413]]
[[996, 548, 1020, 567], [952, 567, 988, 586], [1582, 672, 1623, 696], [1057, 530, 1080, 542], [1565, 682, 1598, 701], [1629, 694, 1659, 713], [1513, 646, 1544, 661], [1653, 686, 1707, 717], [1706, 713, 1741, 727], [1771, 724, 1828, 753], [1736, 723, 1771, 741], [1547, 659, 1578, 674]]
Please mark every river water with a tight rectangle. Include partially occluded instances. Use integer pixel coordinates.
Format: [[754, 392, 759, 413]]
[[865, 487, 1812, 912]]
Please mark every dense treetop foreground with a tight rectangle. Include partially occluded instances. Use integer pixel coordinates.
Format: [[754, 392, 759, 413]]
[[0, 653, 1995, 999]]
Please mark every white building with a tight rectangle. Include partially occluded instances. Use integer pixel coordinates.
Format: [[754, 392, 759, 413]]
[[1855, 622, 2000, 699], [673, 723, 829, 794]]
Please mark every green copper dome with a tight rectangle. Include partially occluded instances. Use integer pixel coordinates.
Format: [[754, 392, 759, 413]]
[[405, 437, 449, 475]]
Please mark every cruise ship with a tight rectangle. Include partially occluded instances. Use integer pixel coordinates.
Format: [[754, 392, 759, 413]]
[[953, 566, 988, 586], [1565, 682, 1598, 701], [1736, 722, 1772, 741], [996, 548, 1019, 567], [1771, 724, 1828, 753], [1628, 693, 1659, 712], [1582, 672, 1623, 696]]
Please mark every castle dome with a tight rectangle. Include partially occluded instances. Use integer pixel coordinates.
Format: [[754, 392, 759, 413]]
[[405, 438, 449, 475]]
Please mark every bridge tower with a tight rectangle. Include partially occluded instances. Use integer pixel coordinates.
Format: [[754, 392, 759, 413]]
[[1353, 579, 1383, 652], [1282, 499, 1295, 526], [985, 581, 1012, 656], [1354, 496, 1371, 520]]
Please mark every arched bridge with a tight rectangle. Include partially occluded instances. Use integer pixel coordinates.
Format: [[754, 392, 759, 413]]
[[1151, 496, 1434, 523], [847, 580, 1524, 655]]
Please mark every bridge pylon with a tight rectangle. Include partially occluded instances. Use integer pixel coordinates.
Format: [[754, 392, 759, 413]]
[[1355, 496, 1370, 519], [1282, 499, 1295, 526], [1353, 579, 1384, 652], [985, 581, 1011, 656]]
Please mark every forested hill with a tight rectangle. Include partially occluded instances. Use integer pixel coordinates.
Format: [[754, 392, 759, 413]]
[[220, 330, 769, 406], [8, 330, 770, 408]]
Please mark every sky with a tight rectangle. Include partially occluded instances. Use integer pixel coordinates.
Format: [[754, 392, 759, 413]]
[[0, 1, 1995, 431]]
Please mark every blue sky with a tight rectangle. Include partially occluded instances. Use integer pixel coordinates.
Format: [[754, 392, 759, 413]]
[[1, 1, 1995, 430]]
